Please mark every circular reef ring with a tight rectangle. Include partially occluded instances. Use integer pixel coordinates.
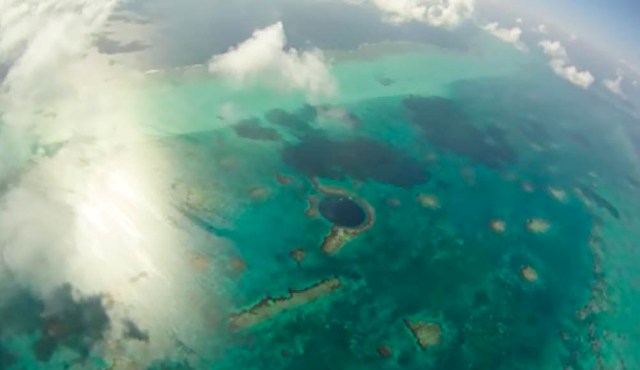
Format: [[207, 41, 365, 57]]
[[318, 196, 368, 228]]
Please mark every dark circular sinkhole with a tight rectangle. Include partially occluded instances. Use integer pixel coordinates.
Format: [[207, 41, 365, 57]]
[[319, 196, 367, 228]]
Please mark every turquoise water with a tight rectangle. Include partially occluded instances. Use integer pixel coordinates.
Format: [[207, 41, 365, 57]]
[[2, 39, 640, 369]]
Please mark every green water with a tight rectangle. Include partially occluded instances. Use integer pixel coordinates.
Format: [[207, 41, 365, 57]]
[[140, 40, 640, 369], [4, 38, 640, 369]]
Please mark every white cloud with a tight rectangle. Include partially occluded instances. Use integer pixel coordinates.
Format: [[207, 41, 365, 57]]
[[370, 0, 474, 28], [516, 17, 523, 24], [549, 59, 595, 88], [0, 0, 215, 364], [208, 22, 337, 99], [539, 40, 568, 59], [603, 75, 625, 97], [537, 24, 548, 34], [483, 22, 526, 51], [539, 40, 594, 88]]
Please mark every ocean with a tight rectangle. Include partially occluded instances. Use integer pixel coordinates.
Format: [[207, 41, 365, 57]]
[[2, 33, 640, 369]]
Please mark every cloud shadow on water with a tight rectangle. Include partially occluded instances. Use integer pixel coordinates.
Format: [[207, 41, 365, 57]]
[[282, 134, 428, 187], [0, 284, 113, 363], [404, 96, 517, 168], [233, 118, 282, 142]]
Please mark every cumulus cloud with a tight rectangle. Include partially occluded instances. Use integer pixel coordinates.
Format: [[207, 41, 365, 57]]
[[539, 40, 594, 88], [208, 22, 337, 99], [603, 74, 625, 97], [548, 59, 595, 89], [539, 40, 568, 59], [482, 22, 526, 51], [370, 0, 474, 28]]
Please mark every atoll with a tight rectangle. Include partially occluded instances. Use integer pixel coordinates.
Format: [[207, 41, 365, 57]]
[[314, 182, 375, 255], [229, 278, 342, 329], [319, 196, 367, 228], [404, 320, 442, 349]]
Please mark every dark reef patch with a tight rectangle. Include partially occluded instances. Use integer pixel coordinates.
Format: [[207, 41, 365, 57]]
[[519, 118, 552, 147], [0, 288, 44, 335], [33, 284, 110, 362], [0, 345, 16, 369], [295, 104, 319, 123], [404, 96, 517, 168], [568, 130, 592, 148], [627, 175, 640, 189], [319, 196, 367, 228], [124, 319, 149, 342], [266, 108, 311, 133], [378, 76, 395, 86], [232, 118, 281, 141], [147, 358, 195, 370], [0, 284, 112, 363], [577, 185, 620, 219], [282, 135, 428, 187]]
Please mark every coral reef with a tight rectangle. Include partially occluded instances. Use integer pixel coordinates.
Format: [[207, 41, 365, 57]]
[[314, 183, 375, 255], [377, 346, 392, 358], [490, 219, 506, 233], [305, 196, 320, 218], [230, 278, 342, 329], [247, 186, 271, 201], [520, 266, 539, 282], [289, 249, 306, 267], [276, 173, 292, 185], [547, 186, 567, 202], [526, 218, 551, 234], [417, 193, 440, 209], [404, 320, 442, 349]]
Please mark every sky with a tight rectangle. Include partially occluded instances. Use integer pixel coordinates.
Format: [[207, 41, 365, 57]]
[[549, 0, 640, 47], [509, 0, 640, 66]]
